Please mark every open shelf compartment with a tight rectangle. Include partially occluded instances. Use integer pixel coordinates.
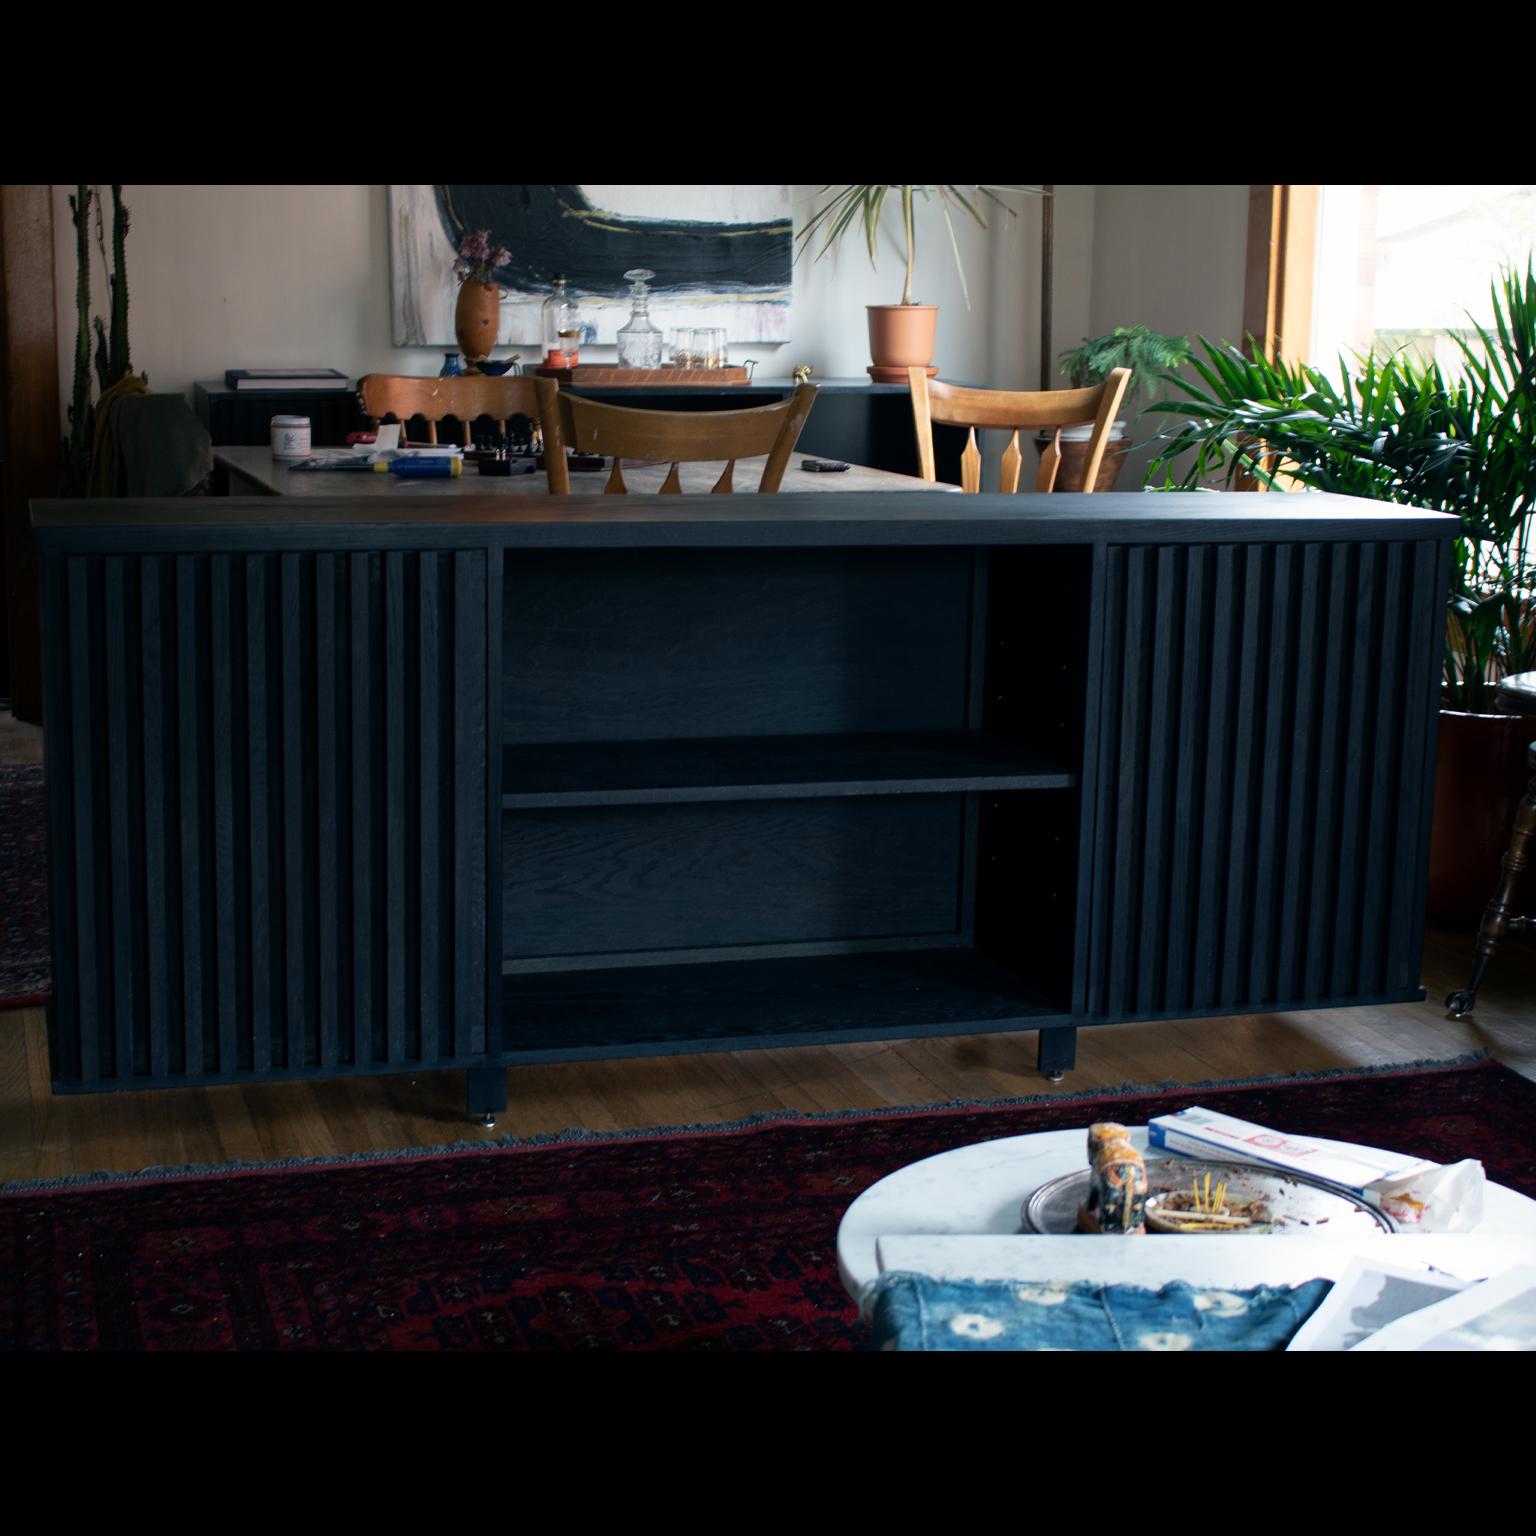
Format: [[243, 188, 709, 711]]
[[496, 542, 1093, 1059]]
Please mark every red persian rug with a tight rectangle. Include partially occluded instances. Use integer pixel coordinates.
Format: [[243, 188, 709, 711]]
[[0, 765, 50, 1008], [2, 1056, 1531, 1351]]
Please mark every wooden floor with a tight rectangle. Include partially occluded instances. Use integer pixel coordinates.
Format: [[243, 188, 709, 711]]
[[3, 708, 1533, 1185]]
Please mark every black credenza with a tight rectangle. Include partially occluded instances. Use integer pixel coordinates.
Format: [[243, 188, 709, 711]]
[[33, 493, 1455, 1117]]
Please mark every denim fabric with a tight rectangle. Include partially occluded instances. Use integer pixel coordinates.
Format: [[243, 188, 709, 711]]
[[868, 1273, 1332, 1351]]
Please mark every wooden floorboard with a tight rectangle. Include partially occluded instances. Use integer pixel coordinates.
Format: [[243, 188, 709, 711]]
[[3, 706, 1534, 1182]]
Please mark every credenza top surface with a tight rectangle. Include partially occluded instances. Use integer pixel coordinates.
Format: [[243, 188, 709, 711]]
[[33, 491, 1459, 552]]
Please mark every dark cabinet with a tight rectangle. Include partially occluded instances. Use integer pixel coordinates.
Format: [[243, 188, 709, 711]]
[[33, 493, 1456, 1111]]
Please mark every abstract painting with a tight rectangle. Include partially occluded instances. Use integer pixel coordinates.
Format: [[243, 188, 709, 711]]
[[390, 185, 793, 349]]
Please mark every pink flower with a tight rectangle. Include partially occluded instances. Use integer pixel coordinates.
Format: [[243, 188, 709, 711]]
[[454, 228, 507, 283]]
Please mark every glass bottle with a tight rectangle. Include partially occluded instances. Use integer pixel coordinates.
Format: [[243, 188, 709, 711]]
[[542, 275, 580, 367], [616, 269, 663, 369]]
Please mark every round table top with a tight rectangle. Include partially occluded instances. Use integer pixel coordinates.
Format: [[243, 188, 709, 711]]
[[835, 1124, 1536, 1299]]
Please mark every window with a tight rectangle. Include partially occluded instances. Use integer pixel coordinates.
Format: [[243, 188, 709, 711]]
[[1310, 184, 1536, 374]]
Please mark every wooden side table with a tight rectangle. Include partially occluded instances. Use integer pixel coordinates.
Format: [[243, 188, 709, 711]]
[[1446, 672, 1536, 1016]]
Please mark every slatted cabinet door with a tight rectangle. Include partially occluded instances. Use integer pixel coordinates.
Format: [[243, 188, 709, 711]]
[[41, 547, 496, 1091], [1078, 537, 1449, 1024]]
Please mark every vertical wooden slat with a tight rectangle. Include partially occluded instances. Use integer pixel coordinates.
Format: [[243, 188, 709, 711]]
[[141, 558, 169, 1080], [419, 553, 441, 1062], [1330, 542, 1382, 997], [1359, 543, 1409, 994], [483, 539, 505, 1058], [351, 551, 373, 1067], [176, 555, 205, 1076], [40, 557, 80, 1083], [1275, 543, 1326, 1000], [1165, 544, 1212, 1011], [211, 555, 239, 1075], [1386, 539, 1442, 992], [1084, 547, 1124, 1017], [315, 555, 339, 1069], [247, 555, 272, 1073], [1106, 547, 1151, 1017], [105, 558, 136, 1079], [1247, 544, 1297, 1003], [385, 551, 407, 1065], [66, 558, 99, 1084], [281, 552, 306, 1071], [1135, 546, 1183, 1013], [1219, 546, 1269, 1006], [454, 551, 488, 1056], [1304, 542, 1356, 1000], [1192, 545, 1240, 1009]]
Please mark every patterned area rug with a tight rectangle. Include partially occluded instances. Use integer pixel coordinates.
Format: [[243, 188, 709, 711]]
[[2, 1056, 1531, 1351], [0, 765, 49, 1008]]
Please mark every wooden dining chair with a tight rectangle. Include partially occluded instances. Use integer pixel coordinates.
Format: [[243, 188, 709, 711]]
[[908, 366, 1132, 493], [357, 374, 543, 447], [535, 378, 818, 494]]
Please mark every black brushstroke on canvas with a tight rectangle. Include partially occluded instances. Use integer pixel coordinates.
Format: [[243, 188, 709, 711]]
[[435, 184, 791, 298]]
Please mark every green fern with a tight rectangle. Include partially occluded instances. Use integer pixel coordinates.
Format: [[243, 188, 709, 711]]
[[1057, 326, 1192, 409]]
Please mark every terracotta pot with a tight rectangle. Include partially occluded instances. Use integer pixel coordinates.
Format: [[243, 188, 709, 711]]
[[1426, 709, 1536, 924], [455, 281, 501, 367], [867, 304, 938, 381], [1036, 425, 1131, 492]]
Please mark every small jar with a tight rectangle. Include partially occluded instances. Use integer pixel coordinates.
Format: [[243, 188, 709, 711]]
[[270, 414, 312, 459]]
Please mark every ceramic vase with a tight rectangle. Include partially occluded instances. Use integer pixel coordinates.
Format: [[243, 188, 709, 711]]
[[455, 281, 501, 369]]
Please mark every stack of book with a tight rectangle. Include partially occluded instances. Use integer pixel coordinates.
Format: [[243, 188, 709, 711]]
[[224, 368, 349, 391]]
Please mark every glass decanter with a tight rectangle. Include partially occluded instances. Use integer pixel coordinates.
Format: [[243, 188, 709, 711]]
[[616, 268, 663, 369]]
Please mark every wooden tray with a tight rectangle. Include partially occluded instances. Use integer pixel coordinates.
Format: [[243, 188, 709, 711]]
[[534, 365, 751, 386]]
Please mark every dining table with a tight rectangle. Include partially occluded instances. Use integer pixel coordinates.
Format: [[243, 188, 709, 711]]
[[215, 445, 960, 498]]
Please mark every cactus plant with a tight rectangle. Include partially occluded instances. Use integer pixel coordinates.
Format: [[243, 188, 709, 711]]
[[107, 184, 131, 385], [60, 183, 140, 495], [61, 185, 94, 496]]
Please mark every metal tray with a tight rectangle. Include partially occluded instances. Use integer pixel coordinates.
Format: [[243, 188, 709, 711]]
[[1020, 1158, 1396, 1236]]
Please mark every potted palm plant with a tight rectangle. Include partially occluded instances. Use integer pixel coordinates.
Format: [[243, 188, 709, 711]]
[[798, 185, 1042, 380], [1052, 326, 1192, 490], [1143, 260, 1536, 923]]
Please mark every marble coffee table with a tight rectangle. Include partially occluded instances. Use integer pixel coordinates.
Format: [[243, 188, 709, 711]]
[[836, 1125, 1536, 1302]]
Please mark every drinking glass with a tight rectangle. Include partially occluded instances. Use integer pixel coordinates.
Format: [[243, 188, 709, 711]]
[[669, 328, 695, 368]]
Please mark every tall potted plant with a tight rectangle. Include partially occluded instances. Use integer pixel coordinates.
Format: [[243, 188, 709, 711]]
[[1142, 260, 1536, 923], [798, 185, 1042, 381], [1052, 326, 1191, 490]]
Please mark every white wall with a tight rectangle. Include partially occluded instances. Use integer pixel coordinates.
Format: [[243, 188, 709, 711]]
[[50, 184, 1089, 416], [1088, 183, 1250, 483], [49, 184, 1245, 477]]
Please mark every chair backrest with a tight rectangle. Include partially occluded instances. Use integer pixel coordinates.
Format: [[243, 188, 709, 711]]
[[908, 367, 1132, 494], [357, 374, 543, 446], [536, 379, 818, 494]]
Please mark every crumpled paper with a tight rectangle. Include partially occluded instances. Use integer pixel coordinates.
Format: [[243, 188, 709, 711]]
[[1363, 1159, 1485, 1233]]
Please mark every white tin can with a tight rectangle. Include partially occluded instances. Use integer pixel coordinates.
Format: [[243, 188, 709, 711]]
[[270, 414, 312, 459]]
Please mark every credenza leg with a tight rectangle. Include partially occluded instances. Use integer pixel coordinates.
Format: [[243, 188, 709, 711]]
[[1037, 1027, 1077, 1083], [466, 1065, 509, 1128]]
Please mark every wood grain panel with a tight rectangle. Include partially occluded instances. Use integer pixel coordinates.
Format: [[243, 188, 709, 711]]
[[1083, 539, 1445, 1023], [502, 548, 973, 743], [42, 548, 495, 1091], [503, 796, 967, 961]]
